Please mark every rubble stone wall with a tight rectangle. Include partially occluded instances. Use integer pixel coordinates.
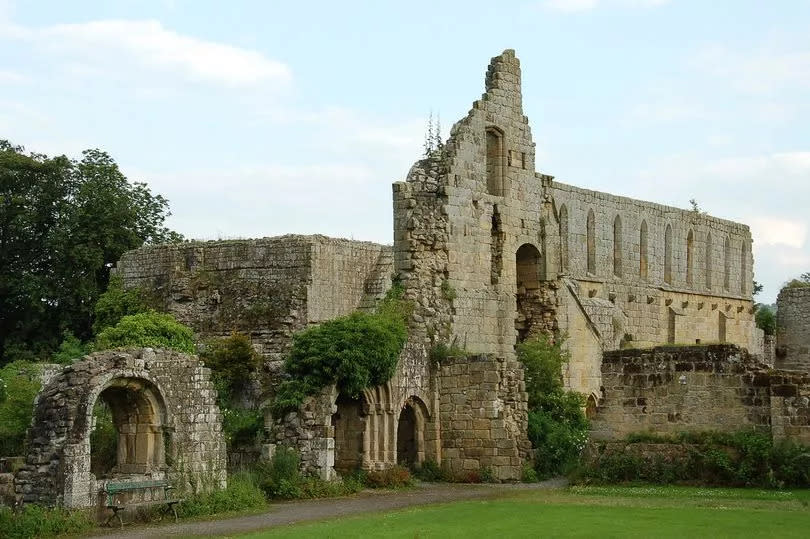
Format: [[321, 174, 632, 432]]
[[14, 348, 226, 509], [776, 286, 810, 372], [591, 344, 810, 444]]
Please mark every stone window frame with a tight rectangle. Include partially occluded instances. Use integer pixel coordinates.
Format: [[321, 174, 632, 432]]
[[559, 204, 569, 273], [664, 223, 673, 285], [485, 126, 505, 197], [686, 229, 695, 287], [613, 214, 623, 278], [639, 219, 649, 281], [586, 208, 596, 276]]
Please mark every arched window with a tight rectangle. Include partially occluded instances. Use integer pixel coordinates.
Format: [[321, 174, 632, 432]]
[[559, 205, 569, 272], [740, 240, 749, 295], [706, 233, 713, 290], [724, 236, 731, 292], [686, 229, 694, 286], [613, 215, 623, 277], [486, 127, 504, 196], [587, 209, 596, 275], [639, 220, 648, 280], [664, 224, 673, 285]]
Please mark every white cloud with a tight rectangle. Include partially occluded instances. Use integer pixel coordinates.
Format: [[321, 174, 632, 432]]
[[542, 0, 668, 13], [0, 69, 25, 83], [629, 101, 705, 124], [694, 45, 810, 95], [749, 217, 807, 249], [2, 19, 291, 88]]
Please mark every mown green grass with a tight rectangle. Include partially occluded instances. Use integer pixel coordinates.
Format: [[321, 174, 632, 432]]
[[244, 485, 810, 538]]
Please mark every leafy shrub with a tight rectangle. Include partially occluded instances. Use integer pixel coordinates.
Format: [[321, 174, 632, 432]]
[[93, 274, 147, 334], [272, 310, 407, 416], [94, 311, 195, 354], [202, 332, 261, 399], [0, 505, 94, 539], [754, 305, 776, 336], [89, 400, 118, 477], [365, 465, 412, 488], [255, 446, 302, 499], [255, 447, 364, 499], [0, 361, 41, 457], [51, 331, 90, 364], [222, 408, 264, 449], [413, 459, 451, 482], [578, 430, 810, 488], [521, 463, 539, 483], [517, 334, 589, 478], [429, 341, 466, 364], [175, 472, 267, 518]]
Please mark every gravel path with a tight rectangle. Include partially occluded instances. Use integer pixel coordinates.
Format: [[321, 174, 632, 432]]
[[92, 479, 566, 538]]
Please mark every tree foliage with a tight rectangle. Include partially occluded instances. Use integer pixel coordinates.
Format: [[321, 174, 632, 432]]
[[271, 288, 409, 416], [784, 272, 810, 289], [0, 141, 182, 365], [94, 311, 195, 354], [755, 304, 776, 336], [0, 361, 42, 457], [517, 334, 589, 478]]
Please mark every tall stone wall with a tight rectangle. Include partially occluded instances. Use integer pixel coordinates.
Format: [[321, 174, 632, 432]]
[[116, 235, 392, 373], [591, 344, 810, 444], [437, 355, 530, 480], [776, 286, 810, 372], [550, 181, 756, 353]]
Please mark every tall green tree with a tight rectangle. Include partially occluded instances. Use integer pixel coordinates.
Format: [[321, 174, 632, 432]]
[[0, 141, 182, 365]]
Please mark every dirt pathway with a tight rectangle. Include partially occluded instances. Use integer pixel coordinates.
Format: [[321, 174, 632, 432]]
[[92, 480, 565, 538]]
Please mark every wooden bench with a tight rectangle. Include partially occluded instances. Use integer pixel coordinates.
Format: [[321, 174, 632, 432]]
[[103, 479, 183, 528]]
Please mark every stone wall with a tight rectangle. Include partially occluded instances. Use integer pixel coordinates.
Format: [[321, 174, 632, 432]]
[[116, 235, 392, 374], [14, 348, 226, 509], [591, 344, 810, 444], [550, 181, 756, 355], [437, 355, 530, 481], [776, 286, 810, 372]]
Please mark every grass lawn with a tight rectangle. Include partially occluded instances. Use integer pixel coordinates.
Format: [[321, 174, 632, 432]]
[[244, 485, 810, 538]]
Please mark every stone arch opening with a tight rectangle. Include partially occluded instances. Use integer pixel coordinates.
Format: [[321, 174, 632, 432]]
[[613, 215, 623, 277], [706, 233, 713, 290], [664, 224, 673, 285], [516, 243, 544, 342], [89, 377, 168, 477], [486, 127, 505, 196], [396, 396, 428, 468], [491, 206, 504, 285], [586, 209, 596, 275], [686, 229, 695, 286], [559, 204, 569, 272], [331, 393, 366, 475], [724, 236, 731, 292], [639, 220, 648, 281], [585, 394, 598, 420], [741, 240, 749, 295]]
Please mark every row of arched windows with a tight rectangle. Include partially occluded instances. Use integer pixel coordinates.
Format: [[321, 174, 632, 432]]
[[559, 205, 750, 295]]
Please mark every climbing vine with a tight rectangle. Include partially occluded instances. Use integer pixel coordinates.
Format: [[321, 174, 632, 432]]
[[271, 285, 410, 416]]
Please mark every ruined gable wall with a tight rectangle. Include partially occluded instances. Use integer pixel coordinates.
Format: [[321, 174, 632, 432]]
[[776, 286, 810, 372], [116, 235, 392, 372], [550, 181, 756, 352]]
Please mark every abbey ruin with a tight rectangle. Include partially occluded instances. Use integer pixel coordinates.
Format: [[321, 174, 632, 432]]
[[14, 50, 810, 506]]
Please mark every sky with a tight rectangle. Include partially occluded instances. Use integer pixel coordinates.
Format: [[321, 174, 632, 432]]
[[1, 0, 808, 304]]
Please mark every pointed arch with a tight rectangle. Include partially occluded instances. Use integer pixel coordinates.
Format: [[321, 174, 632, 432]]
[[586, 209, 596, 275], [639, 220, 648, 280], [486, 127, 504, 196], [686, 229, 695, 286], [559, 204, 569, 272], [613, 215, 623, 277], [664, 224, 673, 285], [740, 240, 749, 295], [706, 233, 713, 290], [724, 236, 731, 292]]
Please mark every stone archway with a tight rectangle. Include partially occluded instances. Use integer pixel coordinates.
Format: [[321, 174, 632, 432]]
[[331, 393, 367, 476], [15, 348, 227, 508], [396, 396, 429, 468], [515, 243, 547, 342], [91, 377, 168, 477]]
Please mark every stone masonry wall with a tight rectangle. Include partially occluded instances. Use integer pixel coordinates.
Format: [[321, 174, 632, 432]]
[[437, 355, 530, 481], [116, 235, 392, 375], [15, 348, 226, 508], [591, 344, 810, 444], [550, 181, 756, 354], [776, 286, 810, 372]]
